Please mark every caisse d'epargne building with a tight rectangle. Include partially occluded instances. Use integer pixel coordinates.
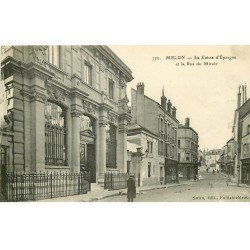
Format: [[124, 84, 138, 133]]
[[1, 46, 133, 183]]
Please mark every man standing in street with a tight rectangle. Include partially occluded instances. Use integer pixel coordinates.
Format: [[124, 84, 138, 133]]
[[127, 174, 136, 202]]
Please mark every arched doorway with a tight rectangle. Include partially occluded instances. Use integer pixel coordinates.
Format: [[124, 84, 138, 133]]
[[79, 115, 96, 183]]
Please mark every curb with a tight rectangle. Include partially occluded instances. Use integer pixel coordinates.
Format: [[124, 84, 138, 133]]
[[91, 182, 191, 202]]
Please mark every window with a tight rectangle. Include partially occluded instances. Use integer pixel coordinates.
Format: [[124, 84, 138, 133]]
[[84, 62, 92, 85], [247, 124, 250, 135], [158, 140, 164, 155], [159, 118, 163, 132], [148, 162, 151, 177], [178, 140, 180, 148], [147, 140, 153, 153], [166, 143, 169, 157], [106, 124, 117, 168], [171, 145, 174, 158], [108, 79, 114, 100], [186, 153, 190, 162], [151, 142, 153, 153], [47, 46, 59, 66], [45, 101, 67, 166]]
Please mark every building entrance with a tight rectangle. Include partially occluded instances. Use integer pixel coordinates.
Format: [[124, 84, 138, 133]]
[[79, 115, 96, 183]]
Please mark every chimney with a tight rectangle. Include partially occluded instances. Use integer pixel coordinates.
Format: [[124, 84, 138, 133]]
[[237, 85, 241, 108], [137, 82, 145, 95], [161, 86, 167, 109], [172, 106, 176, 118], [242, 85, 245, 104], [245, 84, 247, 101], [167, 99, 172, 113], [185, 117, 190, 127]]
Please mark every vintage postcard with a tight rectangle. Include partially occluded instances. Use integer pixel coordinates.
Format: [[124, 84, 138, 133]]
[[0, 45, 249, 202]]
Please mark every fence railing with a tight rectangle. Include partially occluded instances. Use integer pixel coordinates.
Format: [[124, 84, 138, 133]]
[[1, 172, 91, 202], [104, 172, 135, 190]]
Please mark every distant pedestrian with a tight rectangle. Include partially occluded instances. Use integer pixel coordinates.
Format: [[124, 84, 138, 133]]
[[213, 169, 215, 174], [206, 168, 209, 173], [194, 175, 197, 181], [199, 174, 202, 180], [127, 174, 136, 202]]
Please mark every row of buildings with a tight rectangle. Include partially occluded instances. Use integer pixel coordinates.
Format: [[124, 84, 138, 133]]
[[127, 83, 199, 186], [219, 85, 250, 185], [0, 46, 199, 189]]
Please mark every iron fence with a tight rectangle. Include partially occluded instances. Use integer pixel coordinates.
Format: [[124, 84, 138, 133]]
[[1, 172, 91, 202], [104, 172, 134, 190]]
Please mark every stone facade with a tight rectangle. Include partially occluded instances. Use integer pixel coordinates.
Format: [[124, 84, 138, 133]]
[[0, 46, 133, 183], [127, 124, 160, 187], [178, 118, 199, 180], [130, 83, 179, 184], [239, 99, 250, 185], [205, 149, 221, 172]]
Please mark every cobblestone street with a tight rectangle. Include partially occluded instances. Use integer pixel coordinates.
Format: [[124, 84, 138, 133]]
[[98, 171, 250, 202]]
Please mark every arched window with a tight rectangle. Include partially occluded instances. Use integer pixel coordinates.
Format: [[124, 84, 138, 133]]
[[45, 101, 67, 166], [106, 124, 117, 168]]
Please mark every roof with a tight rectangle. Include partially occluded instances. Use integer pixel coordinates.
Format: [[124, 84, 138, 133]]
[[128, 123, 159, 138], [178, 124, 198, 135], [131, 88, 179, 123]]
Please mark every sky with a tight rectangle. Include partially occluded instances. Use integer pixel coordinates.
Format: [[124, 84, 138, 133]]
[[110, 45, 250, 150], [1, 45, 249, 150]]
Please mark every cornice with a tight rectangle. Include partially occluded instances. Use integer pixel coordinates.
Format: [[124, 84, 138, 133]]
[[85, 45, 133, 82], [70, 87, 89, 99], [26, 62, 54, 80]]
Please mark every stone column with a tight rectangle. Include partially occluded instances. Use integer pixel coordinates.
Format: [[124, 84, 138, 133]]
[[71, 109, 81, 173], [95, 119, 100, 182], [99, 122, 107, 178], [22, 89, 32, 172], [30, 89, 46, 172], [117, 115, 128, 173], [98, 105, 109, 183]]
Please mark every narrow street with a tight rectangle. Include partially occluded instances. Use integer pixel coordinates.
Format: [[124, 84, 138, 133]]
[[98, 171, 250, 202]]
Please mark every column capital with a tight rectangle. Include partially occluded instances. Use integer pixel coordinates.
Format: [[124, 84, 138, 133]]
[[71, 109, 82, 117], [99, 119, 108, 127], [30, 91, 47, 103]]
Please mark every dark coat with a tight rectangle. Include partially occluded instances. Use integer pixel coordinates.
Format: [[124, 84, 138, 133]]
[[127, 177, 136, 199]]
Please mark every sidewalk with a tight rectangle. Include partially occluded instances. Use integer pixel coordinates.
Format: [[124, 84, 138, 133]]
[[39, 181, 191, 202]]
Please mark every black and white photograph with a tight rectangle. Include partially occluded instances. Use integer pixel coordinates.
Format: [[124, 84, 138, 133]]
[[1, 1, 250, 250], [0, 45, 249, 202]]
